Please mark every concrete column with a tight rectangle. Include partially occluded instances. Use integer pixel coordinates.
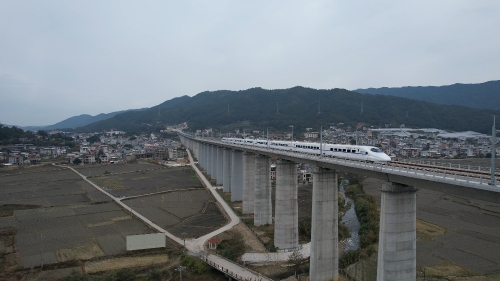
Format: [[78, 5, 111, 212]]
[[310, 167, 338, 281], [202, 144, 207, 170], [242, 152, 256, 214], [223, 148, 232, 192], [274, 159, 299, 250], [211, 146, 217, 178], [216, 147, 224, 185], [230, 150, 244, 201], [254, 155, 272, 226], [206, 145, 212, 176], [377, 182, 418, 281]]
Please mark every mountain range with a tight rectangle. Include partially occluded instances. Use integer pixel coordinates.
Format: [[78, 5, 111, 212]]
[[77, 85, 498, 134], [10, 80, 500, 134], [18, 109, 146, 131], [355, 80, 500, 111]]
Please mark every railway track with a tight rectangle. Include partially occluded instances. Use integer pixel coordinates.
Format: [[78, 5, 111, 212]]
[[388, 161, 500, 181]]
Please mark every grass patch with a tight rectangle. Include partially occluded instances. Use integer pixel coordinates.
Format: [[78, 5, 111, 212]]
[[85, 254, 169, 273], [416, 219, 446, 241], [91, 176, 125, 190], [0, 204, 40, 217], [216, 231, 246, 261], [423, 262, 477, 278], [57, 243, 105, 262]]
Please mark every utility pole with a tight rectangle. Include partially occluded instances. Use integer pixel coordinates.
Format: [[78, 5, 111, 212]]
[[175, 266, 186, 281], [289, 125, 294, 142], [267, 128, 269, 149], [181, 232, 187, 253], [320, 126, 323, 157], [491, 116, 496, 186]]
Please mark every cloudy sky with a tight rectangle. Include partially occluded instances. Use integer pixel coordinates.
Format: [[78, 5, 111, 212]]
[[1, 1, 499, 126]]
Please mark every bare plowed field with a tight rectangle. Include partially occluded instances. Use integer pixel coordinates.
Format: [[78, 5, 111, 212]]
[[363, 177, 500, 275], [89, 166, 203, 197], [12, 203, 154, 268], [0, 166, 110, 206], [124, 191, 228, 238]]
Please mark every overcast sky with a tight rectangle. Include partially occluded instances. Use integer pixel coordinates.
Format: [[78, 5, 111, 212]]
[[1, 1, 499, 126]]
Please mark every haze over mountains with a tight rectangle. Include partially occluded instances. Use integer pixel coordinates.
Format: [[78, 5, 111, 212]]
[[355, 80, 500, 111], [12, 80, 500, 134], [17, 109, 147, 131]]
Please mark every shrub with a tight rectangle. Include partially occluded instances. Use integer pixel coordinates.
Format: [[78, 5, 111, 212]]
[[216, 232, 246, 261], [146, 268, 163, 281], [181, 254, 207, 274]]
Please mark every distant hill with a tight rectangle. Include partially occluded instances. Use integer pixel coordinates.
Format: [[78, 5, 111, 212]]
[[21, 109, 147, 131], [77, 87, 499, 134], [355, 80, 500, 110]]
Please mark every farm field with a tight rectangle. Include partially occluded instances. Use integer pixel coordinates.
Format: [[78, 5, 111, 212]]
[[124, 190, 228, 238], [5, 202, 154, 268], [363, 177, 500, 276], [0, 166, 110, 207], [0, 162, 223, 279], [89, 165, 203, 197]]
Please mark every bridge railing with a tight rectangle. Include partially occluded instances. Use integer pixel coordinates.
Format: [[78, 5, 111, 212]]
[[179, 132, 500, 192], [199, 253, 273, 281]]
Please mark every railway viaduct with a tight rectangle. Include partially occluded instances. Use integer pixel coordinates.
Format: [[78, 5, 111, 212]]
[[177, 131, 500, 281]]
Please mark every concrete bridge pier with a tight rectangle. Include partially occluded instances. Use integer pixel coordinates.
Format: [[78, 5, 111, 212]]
[[201, 144, 208, 173], [216, 147, 224, 185], [254, 154, 272, 225], [211, 146, 218, 180], [230, 150, 244, 201], [222, 148, 232, 192], [309, 167, 338, 281], [377, 182, 418, 281], [207, 145, 213, 176], [242, 152, 256, 214], [274, 159, 299, 250]]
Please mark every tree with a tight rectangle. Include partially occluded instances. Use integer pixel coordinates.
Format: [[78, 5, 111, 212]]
[[37, 130, 48, 137], [288, 249, 304, 276], [73, 158, 82, 165]]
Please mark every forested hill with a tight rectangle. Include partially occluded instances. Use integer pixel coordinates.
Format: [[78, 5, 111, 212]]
[[355, 80, 500, 111], [20, 109, 148, 131], [77, 87, 499, 134]]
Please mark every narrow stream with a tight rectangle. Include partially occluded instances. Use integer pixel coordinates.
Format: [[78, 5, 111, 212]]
[[340, 180, 360, 252]]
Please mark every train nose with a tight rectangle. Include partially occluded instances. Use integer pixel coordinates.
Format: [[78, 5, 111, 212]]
[[382, 154, 391, 161]]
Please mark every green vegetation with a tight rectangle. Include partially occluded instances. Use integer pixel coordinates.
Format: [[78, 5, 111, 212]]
[[356, 80, 500, 111], [62, 268, 135, 281], [215, 232, 246, 261], [146, 268, 163, 281], [339, 174, 380, 269], [77, 86, 500, 134], [345, 182, 379, 248], [181, 254, 208, 274], [0, 124, 75, 146]]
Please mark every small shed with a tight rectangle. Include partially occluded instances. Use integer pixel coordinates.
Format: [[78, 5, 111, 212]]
[[208, 237, 220, 249]]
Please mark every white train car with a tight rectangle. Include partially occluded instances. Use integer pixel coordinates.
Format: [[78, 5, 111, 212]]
[[221, 138, 390, 163]]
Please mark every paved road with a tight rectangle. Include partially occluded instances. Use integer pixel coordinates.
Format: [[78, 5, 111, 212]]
[[56, 159, 272, 281]]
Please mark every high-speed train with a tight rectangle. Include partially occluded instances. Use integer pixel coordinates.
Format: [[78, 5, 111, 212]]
[[221, 138, 391, 163]]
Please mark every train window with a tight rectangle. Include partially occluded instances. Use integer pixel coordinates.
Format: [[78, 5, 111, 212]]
[[347, 149, 351, 153], [330, 148, 333, 151], [352, 150, 356, 153], [370, 148, 382, 153], [343, 149, 346, 152]]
